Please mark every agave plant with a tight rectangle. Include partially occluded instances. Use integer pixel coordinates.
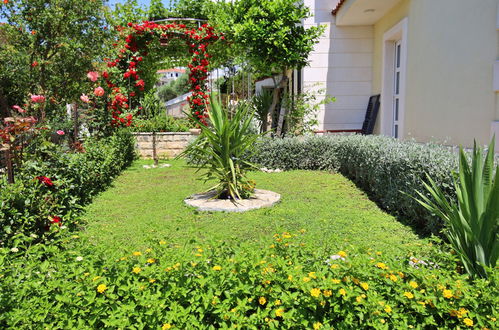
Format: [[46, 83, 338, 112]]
[[181, 95, 259, 200], [415, 139, 498, 278]]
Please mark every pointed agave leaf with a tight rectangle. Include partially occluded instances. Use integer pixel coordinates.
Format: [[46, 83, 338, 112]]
[[412, 138, 498, 278]]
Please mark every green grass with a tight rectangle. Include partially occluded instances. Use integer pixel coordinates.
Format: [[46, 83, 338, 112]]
[[81, 159, 433, 259]]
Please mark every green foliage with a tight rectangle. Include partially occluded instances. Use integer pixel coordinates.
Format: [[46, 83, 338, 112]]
[[105, 0, 147, 28], [228, 0, 325, 76], [251, 90, 273, 132], [250, 135, 464, 234], [157, 73, 190, 103], [1, 228, 497, 328], [181, 96, 259, 199], [170, 0, 212, 20], [0, 130, 136, 246], [415, 139, 498, 278], [148, 0, 169, 21], [0, 0, 110, 115], [282, 88, 336, 136], [130, 114, 190, 132]]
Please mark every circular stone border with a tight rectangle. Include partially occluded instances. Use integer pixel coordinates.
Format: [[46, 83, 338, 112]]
[[184, 189, 281, 212]]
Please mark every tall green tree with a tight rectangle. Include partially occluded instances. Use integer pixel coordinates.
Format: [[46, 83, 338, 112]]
[[148, 0, 169, 21], [212, 0, 324, 133], [0, 0, 111, 120]]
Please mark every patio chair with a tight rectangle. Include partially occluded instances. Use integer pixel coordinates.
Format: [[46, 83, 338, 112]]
[[315, 94, 380, 135]]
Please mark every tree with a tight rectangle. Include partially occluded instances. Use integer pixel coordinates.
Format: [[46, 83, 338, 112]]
[[106, 0, 147, 27], [213, 0, 324, 134], [148, 0, 169, 21], [0, 0, 111, 121]]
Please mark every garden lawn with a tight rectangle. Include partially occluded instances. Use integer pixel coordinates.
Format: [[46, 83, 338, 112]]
[[81, 159, 433, 259]]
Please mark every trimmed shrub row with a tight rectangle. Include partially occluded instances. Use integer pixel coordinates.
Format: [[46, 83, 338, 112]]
[[0, 130, 136, 246], [251, 135, 463, 234]]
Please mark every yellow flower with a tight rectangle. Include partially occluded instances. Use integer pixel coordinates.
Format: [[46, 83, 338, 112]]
[[159, 240, 167, 245], [323, 290, 332, 297], [274, 299, 282, 305], [132, 251, 142, 256], [389, 274, 398, 282], [443, 289, 453, 299], [212, 265, 222, 271], [339, 288, 347, 296], [356, 296, 363, 303], [269, 244, 275, 249], [132, 267, 142, 274], [360, 282, 369, 290], [310, 288, 321, 297], [384, 305, 392, 313], [303, 277, 311, 282], [147, 258, 156, 264], [375, 262, 388, 270], [288, 275, 293, 281], [96, 284, 107, 293], [409, 281, 418, 289], [162, 323, 173, 329], [463, 318, 473, 327], [308, 272, 317, 279], [331, 279, 341, 284], [330, 264, 339, 269], [275, 308, 285, 317], [313, 322, 322, 329], [282, 232, 292, 239], [259, 297, 266, 305], [403, 292, 414, 299], [338, 251, 347, 258], [149, 279, 156, 283], [145, 248, 152, 253], [92, 276, 101, 282]]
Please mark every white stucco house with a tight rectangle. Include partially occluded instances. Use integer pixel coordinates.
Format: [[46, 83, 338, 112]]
[[298, 0, 499, 150]]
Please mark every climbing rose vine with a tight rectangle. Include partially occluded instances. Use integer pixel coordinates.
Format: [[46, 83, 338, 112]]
[[100, 21, 223, 126]]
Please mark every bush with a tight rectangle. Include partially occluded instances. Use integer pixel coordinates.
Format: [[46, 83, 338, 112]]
[[0, 230, 496, 328], [130, 115, 191, 133], [251, 135, 462, 234], [0, 130, 136, 246]]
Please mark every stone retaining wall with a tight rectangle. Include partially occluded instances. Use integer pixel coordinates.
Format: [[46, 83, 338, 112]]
[[133, 132, 196, 158]]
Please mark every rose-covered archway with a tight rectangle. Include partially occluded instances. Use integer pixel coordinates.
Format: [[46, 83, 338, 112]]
[[101, 21, 224, 127]]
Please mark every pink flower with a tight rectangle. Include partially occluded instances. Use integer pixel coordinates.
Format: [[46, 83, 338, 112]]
[[56, 130, 65, 136], [87, 71, 99, 82], [12, 105, 26, 113], [93, 87, 105, 97], [80, 94, 90, 103], [30, 95, 46, 103]]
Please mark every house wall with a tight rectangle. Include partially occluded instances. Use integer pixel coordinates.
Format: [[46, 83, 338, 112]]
[[303, 0, 374, 131], [372, 0, 499, 148]]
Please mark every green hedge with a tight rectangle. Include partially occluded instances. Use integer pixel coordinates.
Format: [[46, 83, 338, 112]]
[[251, 135, 462, 234], [0, 130, 136, 246]]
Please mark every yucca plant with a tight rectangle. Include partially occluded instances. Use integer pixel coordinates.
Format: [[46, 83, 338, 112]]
[[181, 95, 259, 200], [415, 138, 498, 278]]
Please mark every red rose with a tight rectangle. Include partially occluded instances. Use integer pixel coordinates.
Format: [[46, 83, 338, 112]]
[[50, 216, 62, 226], [36, 176, 54, 187]]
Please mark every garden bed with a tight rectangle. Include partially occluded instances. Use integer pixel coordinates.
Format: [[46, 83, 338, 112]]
[[1, 160, 496, 328]]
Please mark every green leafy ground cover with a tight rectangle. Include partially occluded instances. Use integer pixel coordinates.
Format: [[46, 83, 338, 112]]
[[2, 160, 497, 328]]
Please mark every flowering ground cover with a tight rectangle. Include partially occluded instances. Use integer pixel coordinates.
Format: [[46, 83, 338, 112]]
[[1, 160, 497, 328]]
